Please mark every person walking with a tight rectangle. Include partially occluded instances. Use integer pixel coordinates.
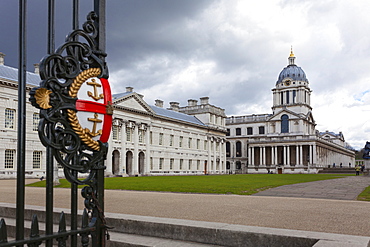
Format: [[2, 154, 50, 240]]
[[355, 165, 361, 176]]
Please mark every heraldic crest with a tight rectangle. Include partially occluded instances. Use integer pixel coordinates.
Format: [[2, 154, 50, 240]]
[[29, 12, 112, 186]]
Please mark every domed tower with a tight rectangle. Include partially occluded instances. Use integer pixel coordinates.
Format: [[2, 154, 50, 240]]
[[272, 48, 312, 115]]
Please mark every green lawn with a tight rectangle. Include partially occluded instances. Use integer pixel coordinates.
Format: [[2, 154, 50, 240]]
[[28, 174, 353, 195], [358, 185, 370, 201]]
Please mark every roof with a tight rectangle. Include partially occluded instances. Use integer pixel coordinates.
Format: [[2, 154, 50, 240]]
[[150, 105, 205, 126], [276, 64, 308, 85], [0, 65, 40, 86], [113, 92, 206, 126]]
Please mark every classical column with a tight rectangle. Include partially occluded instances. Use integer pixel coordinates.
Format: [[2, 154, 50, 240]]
[[287, 145, 290, 166], [271, 146, 275, 165], [251, 146, 254, 166], [296, 145, 299, 166], [248, 146, 252, 166], [144, 124, 151, 175], [262, 146, 266, 166], [274, 146, 278, 165], [133, 123, 139, 175], [259, 146, 263, 166], [121, 121, 127, 175], [299, 145, 303, 166], [312, 144, 317, 166], [283, 146, 287, 165]]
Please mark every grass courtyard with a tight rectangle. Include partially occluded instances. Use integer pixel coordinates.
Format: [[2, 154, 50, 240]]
[[28, 173, 363, 196]]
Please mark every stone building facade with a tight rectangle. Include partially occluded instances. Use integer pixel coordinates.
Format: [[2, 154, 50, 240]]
[[0, 53, 227, 178], [107, 87, 227, 176], [226, 50, 355, 174]]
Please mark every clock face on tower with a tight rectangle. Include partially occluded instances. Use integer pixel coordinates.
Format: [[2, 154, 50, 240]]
[[283, 78, 291, 86]]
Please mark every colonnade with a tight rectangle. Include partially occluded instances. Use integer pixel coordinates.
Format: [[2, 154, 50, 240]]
[[248, 143, 316, 166]]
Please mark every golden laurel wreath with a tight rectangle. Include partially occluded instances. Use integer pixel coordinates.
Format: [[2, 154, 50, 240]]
[[67, 68, 102, 151]]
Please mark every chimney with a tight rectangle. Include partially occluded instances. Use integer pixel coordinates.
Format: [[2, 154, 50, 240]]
[[188, 99, 198, 106], [33, 63, 40, 74], [0, 52, 5, 65], [169, 102, 180, 111], [126, 86, 133, 93], [200, 96, 209, 105], [155, 99, 164, 108]]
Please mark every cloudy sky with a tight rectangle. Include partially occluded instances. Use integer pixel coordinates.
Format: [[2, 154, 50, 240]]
[[1, 0, 370, 150]]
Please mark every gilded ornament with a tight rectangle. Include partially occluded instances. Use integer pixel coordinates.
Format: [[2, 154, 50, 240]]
[[34, 88, 52, 109]]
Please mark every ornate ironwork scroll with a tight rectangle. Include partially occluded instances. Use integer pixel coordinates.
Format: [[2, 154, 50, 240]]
[[29, 10, 112, 245]]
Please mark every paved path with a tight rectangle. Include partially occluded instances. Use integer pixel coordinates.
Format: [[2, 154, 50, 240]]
[[254, 176, 370, 200], [0, 176, 370, 237]]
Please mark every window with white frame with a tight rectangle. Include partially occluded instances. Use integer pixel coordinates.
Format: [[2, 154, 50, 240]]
[[126, 127, 133, 142], [180, 159, 183, 170], [150, 131, 153, 144], [188, 138, 192, 148], [112, 125, 119, 140], [169, 135, 174, 146], [204, 140, 208, 150], [159, 133, 163, 145], [179, 136, 183, 147], [170, 158, 174, 170], [197, 160, 200, 170], [138, 129, 144, 143], [32, 151, 42, 169], [159, 158, 164, 169], [150, 157, 153, 170], [5, 149, 15, 169], [32, 113, 40, 131], [5, 108, 15, 129], [197, 139, 200, 149], [188, 159, 192, 170]]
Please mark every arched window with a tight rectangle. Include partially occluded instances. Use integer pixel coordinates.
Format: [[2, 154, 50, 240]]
[[236, 141, 242, 157], [226, 142, 230, 157], [281, 114, 289, 133]]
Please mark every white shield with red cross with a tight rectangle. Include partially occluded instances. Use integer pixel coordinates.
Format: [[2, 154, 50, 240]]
[[74, 75, 112, 145]]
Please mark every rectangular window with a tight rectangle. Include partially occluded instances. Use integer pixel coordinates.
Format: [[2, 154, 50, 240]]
[[150, 131, 153, 144], [5, 149, 15, 169], [112, 125, 119, 140], [236, 128, 241, 136], [126, 127, 132, 142], [247, 127, 253, 135], [226, 129, 230, 136], [189, 159, 192, 170], [197, 139, 200, 149], [180, 159, 183, 170], [188, 138, 192, 148], [159, 133, 163, 145], [170, 135, 174, 146], [197, 160, 200, 170], [159, 158, 164, 169], [179, 136, 183, 147], [32, 113, 40, 131], [286, 91, 290, 104], [138, 129, 144, 143], [150, 157, 153, 170], [204, 140, 207, 150], [5, 108, 15, 129], [293, 90, 296, 103], [32, 151, 42, 169], [259, 126, 265, 134], [170, 158, 174, 170]]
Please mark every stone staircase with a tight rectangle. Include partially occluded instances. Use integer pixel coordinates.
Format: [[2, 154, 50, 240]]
[[1, 203, 369, 246]]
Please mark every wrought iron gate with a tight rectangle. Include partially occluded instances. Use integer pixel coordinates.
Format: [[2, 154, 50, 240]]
[[0, 0, 110, 246]]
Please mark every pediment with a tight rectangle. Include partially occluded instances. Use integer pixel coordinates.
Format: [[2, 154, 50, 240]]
[[113, 93, 155, 114], [268, 109, 302, 121]]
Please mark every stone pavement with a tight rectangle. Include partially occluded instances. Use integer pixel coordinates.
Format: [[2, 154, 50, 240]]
[[253, 176, 370, 200], [0, 176, 369, 237]]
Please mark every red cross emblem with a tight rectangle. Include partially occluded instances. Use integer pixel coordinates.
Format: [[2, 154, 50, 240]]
[[68, 68, 113, 150]]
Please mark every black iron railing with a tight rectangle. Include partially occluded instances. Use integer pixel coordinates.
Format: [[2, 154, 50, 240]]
[[0, 0, 109, 246]]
